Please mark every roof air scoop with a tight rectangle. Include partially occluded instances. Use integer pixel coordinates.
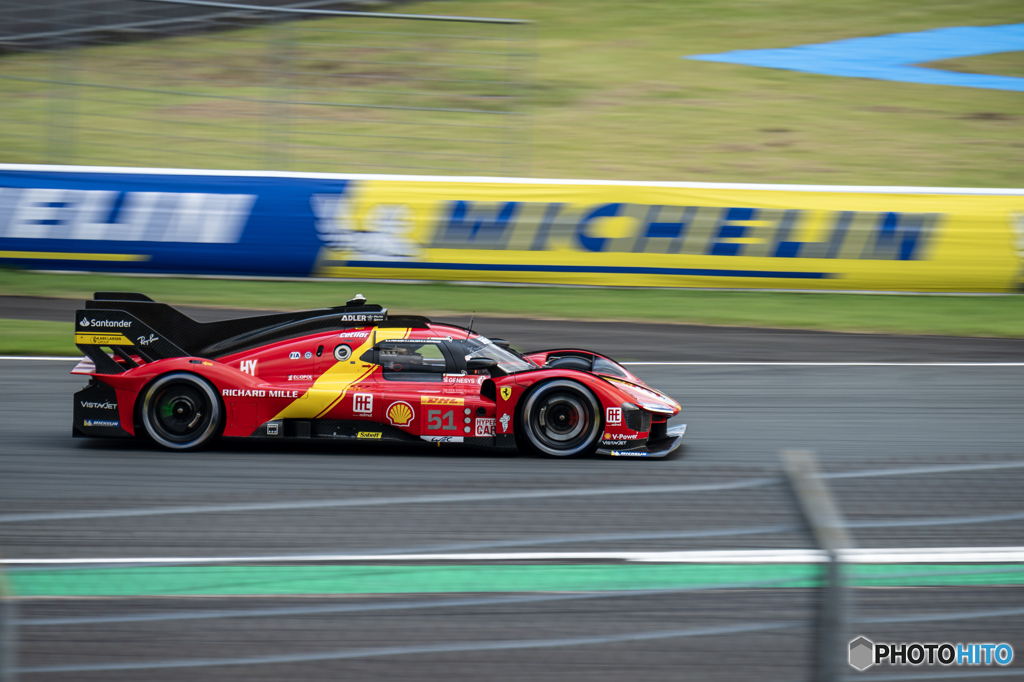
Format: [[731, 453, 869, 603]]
[[346, 294, 367, 307]]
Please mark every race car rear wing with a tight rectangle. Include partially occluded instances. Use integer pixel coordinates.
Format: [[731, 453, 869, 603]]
[[75, 306, 188, 374], [76, 292, 391, 371]]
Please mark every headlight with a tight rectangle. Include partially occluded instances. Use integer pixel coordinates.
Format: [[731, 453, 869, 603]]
[[640, 401, 675, 414]]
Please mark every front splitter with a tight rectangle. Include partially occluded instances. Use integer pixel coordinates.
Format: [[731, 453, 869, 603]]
[[597, 424, 686, 458]]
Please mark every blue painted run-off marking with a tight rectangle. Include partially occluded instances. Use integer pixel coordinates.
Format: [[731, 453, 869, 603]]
[[685, 23, 1024, 92]]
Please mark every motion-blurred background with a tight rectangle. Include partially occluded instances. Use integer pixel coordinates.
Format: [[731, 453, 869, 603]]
[[0, 1, 1022, 680]]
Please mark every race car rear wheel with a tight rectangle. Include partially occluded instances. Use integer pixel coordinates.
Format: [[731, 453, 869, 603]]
[[519, 379, 601, 457], [141, 372, 222, 451]]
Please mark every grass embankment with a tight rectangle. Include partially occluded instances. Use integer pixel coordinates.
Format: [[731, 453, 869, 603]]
[[0, 319, 75, 356], [2, 270, 1024, 356], [0, 1, 1022, 186]]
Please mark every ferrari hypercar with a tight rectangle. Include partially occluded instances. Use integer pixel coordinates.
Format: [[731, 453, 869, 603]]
[[72, 293, 686, 457]]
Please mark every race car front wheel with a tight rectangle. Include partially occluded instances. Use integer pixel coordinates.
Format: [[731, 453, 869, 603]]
[[141, 372, 223, 451], [519, 379, 601, 457]]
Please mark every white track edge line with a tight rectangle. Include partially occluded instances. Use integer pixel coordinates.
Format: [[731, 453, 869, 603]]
[[13, 621, 801, 673], [0, 478, 779, 524], [4, 462, 1021, 524], [6, 548, 1024, 565]]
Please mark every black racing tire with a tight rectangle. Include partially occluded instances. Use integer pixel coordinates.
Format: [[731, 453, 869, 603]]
[[518, 379, 602, 458], [140, 372, 223, 451]]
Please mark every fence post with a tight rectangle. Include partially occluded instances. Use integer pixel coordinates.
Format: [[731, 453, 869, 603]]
[[0, 555, 15, 682], [780, 450, 853, 682]]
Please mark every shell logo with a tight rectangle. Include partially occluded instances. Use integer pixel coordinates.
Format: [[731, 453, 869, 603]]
[[387, 401, 415, 427]]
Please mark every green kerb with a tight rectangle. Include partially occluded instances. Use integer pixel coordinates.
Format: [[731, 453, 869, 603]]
[[10, 564, 1024, 597]]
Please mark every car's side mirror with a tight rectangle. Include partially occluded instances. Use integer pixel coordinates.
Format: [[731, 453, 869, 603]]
[[466, 357, 498, 373]]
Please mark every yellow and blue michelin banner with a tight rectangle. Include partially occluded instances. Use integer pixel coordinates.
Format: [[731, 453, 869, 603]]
[[2, 165, 1022, 292]]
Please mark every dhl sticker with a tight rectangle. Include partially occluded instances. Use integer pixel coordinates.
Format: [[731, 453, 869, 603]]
[[422, 396, 464, 406]]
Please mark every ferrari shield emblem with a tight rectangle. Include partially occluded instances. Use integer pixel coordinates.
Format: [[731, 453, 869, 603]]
[[500, 386, 512, 401]]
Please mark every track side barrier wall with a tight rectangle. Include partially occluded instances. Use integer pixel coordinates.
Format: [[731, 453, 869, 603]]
[[2, 165, 1022, 292]]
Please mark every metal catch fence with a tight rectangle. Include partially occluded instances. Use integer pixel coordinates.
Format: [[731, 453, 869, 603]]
[[0, 0, 532, 175]]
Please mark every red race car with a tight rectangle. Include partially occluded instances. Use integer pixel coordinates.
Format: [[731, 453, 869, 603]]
[[72, 293, 686, 457]]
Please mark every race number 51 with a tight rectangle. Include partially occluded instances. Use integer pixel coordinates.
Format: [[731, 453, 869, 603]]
[[427, 409, 455, 431], [606, 407, 622, 425]]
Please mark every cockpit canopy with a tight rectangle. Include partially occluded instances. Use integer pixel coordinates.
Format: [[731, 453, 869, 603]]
[[362, 334, 538, 381]]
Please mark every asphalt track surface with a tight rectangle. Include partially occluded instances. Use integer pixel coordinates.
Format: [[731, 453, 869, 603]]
[[1, 299, 1023, 680]]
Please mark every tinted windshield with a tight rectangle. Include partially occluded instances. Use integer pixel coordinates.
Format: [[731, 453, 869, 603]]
[[378, 340, 449, 376], [459, 337, 536, 374], [593, 356, 629, 378]]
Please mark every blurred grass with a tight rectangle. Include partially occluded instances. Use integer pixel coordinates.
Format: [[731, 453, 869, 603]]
[[929, 50, 1024, 78], [0, 319, 76, 356], [0, 8, 526, 175], [3, 270, 1024, 356], [1, 1, 1022, 184]]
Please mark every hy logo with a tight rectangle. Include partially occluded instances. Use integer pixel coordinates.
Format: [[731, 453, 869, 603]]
[[850, 637, 874, 671], [240, 360, 258, 376]]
